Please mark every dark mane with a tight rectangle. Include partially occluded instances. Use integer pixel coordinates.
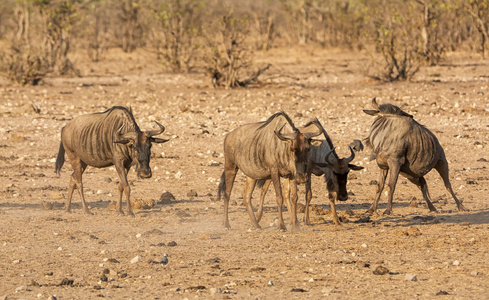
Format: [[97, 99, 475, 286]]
[[258, 111, 298, 131], [98, 106, 141, 132]]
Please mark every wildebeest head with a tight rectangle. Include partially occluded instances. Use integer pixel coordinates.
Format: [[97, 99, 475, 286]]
[[274, 123, 322, 184], [316, 146, 364, 201], [363, 97, 413, 118], [115, 121, 169, 179]]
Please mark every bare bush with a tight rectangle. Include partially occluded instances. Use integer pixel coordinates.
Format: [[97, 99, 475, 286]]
[[118, 0, 145, 53], [465, 0, 489, 58], [202, 14, 271, 88], [150, 0, 204, 72]]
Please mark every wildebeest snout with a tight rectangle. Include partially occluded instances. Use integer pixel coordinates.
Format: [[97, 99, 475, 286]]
[[138, 168, 152, 179]]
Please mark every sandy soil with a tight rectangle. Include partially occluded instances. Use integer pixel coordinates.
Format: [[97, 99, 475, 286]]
[[0, 47, 488, 299]]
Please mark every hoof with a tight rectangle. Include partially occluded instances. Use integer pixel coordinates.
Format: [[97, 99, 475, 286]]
[[382, 209, 392, 216]]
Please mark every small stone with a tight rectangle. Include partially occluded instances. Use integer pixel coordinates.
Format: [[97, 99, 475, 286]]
[[130, 255, 141, 264], [373, 266, 389, 275], [452, 260, 461, 266], [369, 180, 378, 185], [405, 273, 417, 281], [436, 291, 449, 295], [187, 190, 198, 198], [167, 241, 178, 247], [268, 280, 274, 286], [104, 177, 112, 183], [361, 243, 368, 248], [159, 191, 175, 204], [136, 233, 142, 238], [47, 295, 57, 300], [409, 199, 418, 208], [470, 271, 479, 276], [15, 285, 27, 292]]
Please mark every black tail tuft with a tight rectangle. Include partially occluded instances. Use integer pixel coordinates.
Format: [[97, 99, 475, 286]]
[[217, 171, 226, 201], [55, 141, 65, 177]]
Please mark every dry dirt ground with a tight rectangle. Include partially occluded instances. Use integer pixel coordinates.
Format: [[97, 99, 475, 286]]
[[0, 48, 488, 299]]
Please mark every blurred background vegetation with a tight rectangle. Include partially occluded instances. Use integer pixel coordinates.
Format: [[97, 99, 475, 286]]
[[0, 0, 488, 86]]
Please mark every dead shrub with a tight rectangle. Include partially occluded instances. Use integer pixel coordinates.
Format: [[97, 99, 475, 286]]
[[202, 14, 271, 88]]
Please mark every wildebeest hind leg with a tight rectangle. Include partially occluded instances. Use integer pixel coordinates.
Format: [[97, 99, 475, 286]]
[[256, 179, 271, 223], [65, 175, 76, 212], [72, 161, 91, 215], [223, 166, 238, 229], [243, 176, 260, 229], [304, 179, 312, 225], [384, 161, 402, 215], [367, 169, 388, 215], [407, 176, 437, 212], [435, 159, 467, 212]]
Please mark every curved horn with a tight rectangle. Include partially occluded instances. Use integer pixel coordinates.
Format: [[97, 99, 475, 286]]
[[324, 147, 336, 164], [275, 123, 293, 141], [146, 121, 165, 137], [371, 97, 379, 109], [303, 120, 323, 139], [346, 146, 355, 163]]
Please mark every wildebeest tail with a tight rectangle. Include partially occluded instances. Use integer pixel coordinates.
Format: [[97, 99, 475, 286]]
[[256, 179, 266, 189], [218, 171, 226, 201], [55, 141, 65, 177]]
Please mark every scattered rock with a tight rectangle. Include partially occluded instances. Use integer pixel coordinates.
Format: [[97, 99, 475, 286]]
[[41, 201, 54, 210], [345, 209, 355, 216], [373, 266, 389, 275], [409, 199, 418, 208], [131, 199, 155, 210], [250, 267, 266, 272], [145, 228, 164, 235], [59, 278, 74, 286], [15, 285, 28, 292], [452, 260, 461, 266], [404, 273, 417, 281], [339, 216, 350, 223], [470, 271, 479, 276], [167, 241, 178, 247], [103, 177, 112, 183], [369, 180, 378, 185], [130, 255, 141, 264], [354, 216, 371, 223], [268, 281, 274, 286], [106, 258, 119, 263], [187, 190, 198, 198], [47, 296, 57, 300], [187, 285, 206, 291], [291, 288, 307, 292], [159, 191, 175, 204], [436, 290, 450, 295]]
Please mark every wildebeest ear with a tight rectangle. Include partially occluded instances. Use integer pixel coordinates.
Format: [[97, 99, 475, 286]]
[[363, 109, 379, 116], [311, 139, 323, 147], [151, 137, 170, 144], [114, 138, 132, 145], [114, 131, 137, 144], [348, 164, 364, 171]]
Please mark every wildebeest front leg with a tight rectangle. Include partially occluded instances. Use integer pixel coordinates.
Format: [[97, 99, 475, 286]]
[[304, 178, 312, 225], [435, 159, 467, 212], [383, 160, 402, 215], [271, 171, 286, 231], [407, 176, 438, 212], [329, 191, 341, 225], [115, 163, 133, 217], [367, 168, 388, 215], [256, 179, 271, 223], [286, 178, 300, 231], [243, 176, 261, 229]]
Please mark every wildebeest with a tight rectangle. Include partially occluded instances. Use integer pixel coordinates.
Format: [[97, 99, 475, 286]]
[[55, 106, 169, 216], [218, 112, 322, 231], [363, 97, 467, 215], [255, 119, 364, 226]]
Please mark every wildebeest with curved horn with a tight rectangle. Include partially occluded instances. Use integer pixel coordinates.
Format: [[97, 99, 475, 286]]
[[255, 119, 364, 226], [218, 112, 322, 231], [55, 106, 169, 216], [363, 97, 467, 215]]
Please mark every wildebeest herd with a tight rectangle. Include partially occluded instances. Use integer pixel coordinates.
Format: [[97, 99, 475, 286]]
[[54, 98, 467, 231]]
